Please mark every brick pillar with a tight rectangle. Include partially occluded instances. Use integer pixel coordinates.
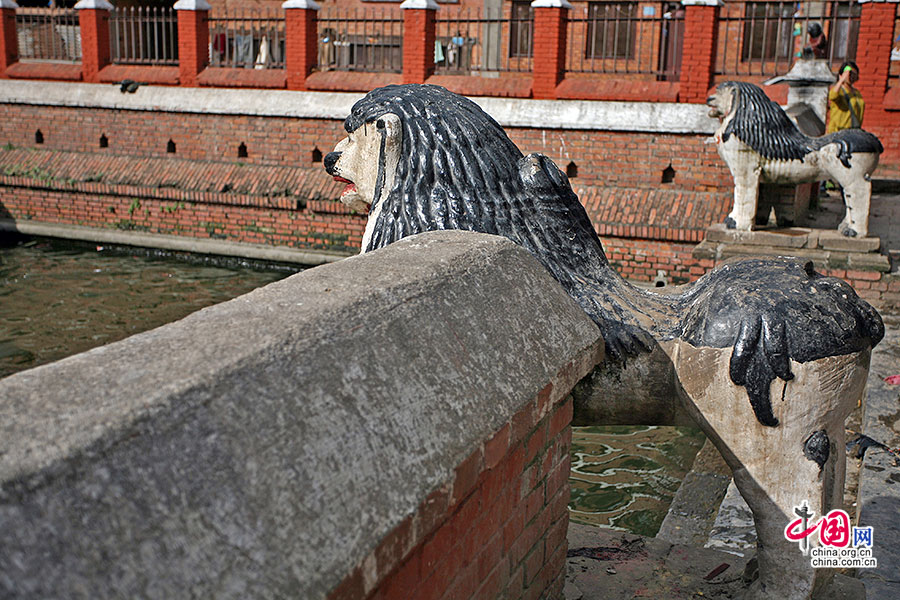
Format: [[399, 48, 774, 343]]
[[74, 0, 113, 83], [854, 0, 895, 112], [174, 0, 210, 87], [283, 0, 319, 91], [531, 0, 570, 100], [679, 0, 720, 103], [400, 0, 437, 84], [0, 0, 18, 78]]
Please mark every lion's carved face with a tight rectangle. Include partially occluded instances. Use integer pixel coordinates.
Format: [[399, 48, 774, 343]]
[[324, 113, 402, 215], [706, 86, 734, 120]]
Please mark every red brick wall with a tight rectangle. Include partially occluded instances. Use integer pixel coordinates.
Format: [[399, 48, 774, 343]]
[[508, 128, 733, 193], [0, 102, 733, 192], [0, 104, 347, 167], [78, 8, 112, 83], [602, 237, 714, 285], [177, 8, 210, 87], [403, 8, 437, 84], [0, 179, 364, 253], [531, 7, 568, 100], [679, 4, 718, 104], [328, 366, 583, 600], [854, 3, 900, 165]]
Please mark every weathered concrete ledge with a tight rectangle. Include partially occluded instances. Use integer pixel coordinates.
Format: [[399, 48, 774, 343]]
[[0, 230, 603, 599], [0, 219, 351, 266], [0, 79, 720, 134]]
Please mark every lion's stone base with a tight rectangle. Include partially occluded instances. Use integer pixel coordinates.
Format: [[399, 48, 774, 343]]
[[694, 224, 890, 274]]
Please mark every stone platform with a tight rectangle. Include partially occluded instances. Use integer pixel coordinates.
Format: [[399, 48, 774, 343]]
[[693, 224, 890, 273]]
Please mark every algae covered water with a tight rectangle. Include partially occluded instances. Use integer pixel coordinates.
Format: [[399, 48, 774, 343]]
[[569, 425, 706, 536], [0, 236, 297, 379]]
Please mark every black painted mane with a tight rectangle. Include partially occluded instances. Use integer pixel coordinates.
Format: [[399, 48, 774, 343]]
[[720, 81, 814, 161], [347, 85, 547, 254]]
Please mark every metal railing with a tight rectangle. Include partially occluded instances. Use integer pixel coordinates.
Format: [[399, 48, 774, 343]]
[[716, 0, 860, 78], [110, 6, 178, 66], [566, 2, 683, 80], [435, 6, 533, 74], [15, 8, 81, 62], [208, 8, 285, 69], [317, 7, 403, 73]]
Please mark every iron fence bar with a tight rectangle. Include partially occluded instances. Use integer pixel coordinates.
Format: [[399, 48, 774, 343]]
[[714, 0, 859, 78], [15, 8, 80, 62]]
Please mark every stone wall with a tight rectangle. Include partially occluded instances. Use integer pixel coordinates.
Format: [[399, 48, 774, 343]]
[[0, 231, 604, 600]]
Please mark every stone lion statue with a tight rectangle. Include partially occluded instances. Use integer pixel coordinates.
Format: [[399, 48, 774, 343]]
[[707, 81, 883, 237], [324, 84, 884, 600]]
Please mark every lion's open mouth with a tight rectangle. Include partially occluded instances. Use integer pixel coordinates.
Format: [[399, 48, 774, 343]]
[[333, 176, 356, 196], [334, 176, 370, 212]]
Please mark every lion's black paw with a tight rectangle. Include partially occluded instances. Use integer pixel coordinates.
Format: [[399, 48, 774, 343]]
[[597, 318, 655, 364], [839, 224, 858, 238]]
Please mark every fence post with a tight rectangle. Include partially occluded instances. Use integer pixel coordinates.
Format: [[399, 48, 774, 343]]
[[400, 0, 437, 84], [679, 0, 720, 103], [854, 0, 894, 113], [0, 0, 17, 78], [75, 0, 113, 83], [284, 0, 319, 91], [174, 0, 210, 87], [531, 0, 570, 100]]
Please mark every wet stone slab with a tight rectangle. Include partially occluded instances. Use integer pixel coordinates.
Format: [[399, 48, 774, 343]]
[[856, 315, 900, 599], [566, 522, 865, 600]]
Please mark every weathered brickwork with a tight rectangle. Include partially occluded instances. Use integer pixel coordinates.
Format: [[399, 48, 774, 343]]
[[0, 103, 734, 190], [0, 104, 347, 167], [506, 130, 733, 193], [602, 237, 715, 285], [327, 367, 584, 600], [0, 182, 364, 253]]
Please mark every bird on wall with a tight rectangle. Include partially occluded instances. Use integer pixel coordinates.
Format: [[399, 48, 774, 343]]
[[114, 79, 146, 94]]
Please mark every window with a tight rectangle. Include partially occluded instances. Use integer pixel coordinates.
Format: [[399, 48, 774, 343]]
[[509, 1, 533, 58], [741, 2, 793, 61], [585, 2, 637, 60], [828, 2, 860, 61]]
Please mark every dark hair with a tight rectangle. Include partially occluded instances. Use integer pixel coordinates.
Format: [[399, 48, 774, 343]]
[[807, 22, 822, 38], [838, 60, 859, 76]]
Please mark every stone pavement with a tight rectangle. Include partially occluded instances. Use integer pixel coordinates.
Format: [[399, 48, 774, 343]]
[[566, 315, 900, 599]]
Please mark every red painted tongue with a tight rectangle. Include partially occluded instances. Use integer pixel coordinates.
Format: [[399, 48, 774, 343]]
[[333, 176, 357, 196]]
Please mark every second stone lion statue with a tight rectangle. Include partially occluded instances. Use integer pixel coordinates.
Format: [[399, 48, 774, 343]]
[[707, 81, 883, 237], [324, 84, 884, 600]]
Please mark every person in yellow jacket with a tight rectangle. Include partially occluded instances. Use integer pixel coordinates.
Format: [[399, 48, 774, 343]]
[[827, 61, 864, 133]]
